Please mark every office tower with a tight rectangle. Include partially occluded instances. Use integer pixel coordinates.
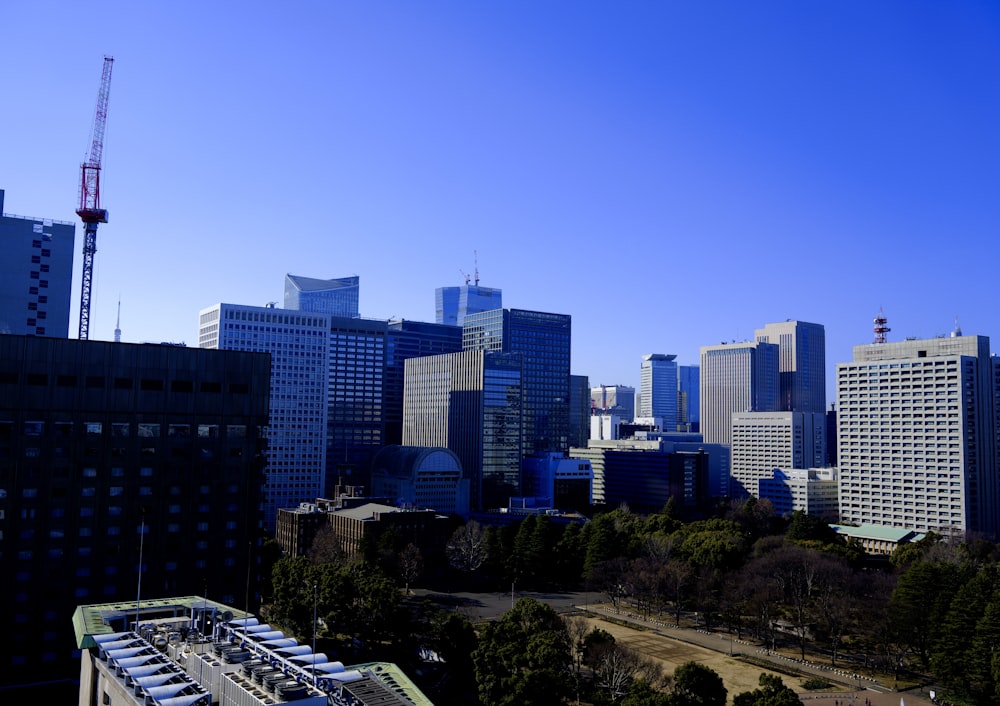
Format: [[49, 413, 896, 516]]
[[568, 374, 591, 448], [729, 411, 826, 497], [754, 320, 826, 413], [403, 350, 522, 510], [435, 283, 502, 326], [199, 303, 329, 530], [699, 341, 779, 447], [284, 273, 360, 318], [758, 468, 839, 518], [0, 189, 76, 337], [463, 308, 572, 456], [639, 354, 678, 423], [837, 334, 999, 537], [324, 316, 388, 494], [0, 335, 268, 695], [384, 320, 463, 445], [591, 384, 636, 421], [678, 365, 700, 431]]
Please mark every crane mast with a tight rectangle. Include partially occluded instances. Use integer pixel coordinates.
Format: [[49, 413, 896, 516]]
[[76, 56, 114, 340]]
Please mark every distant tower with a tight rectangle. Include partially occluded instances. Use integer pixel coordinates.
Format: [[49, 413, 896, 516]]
[[754, 320, 826, 413], [436, 254, 502, 326], [873, 307, 890, 344], [639, 354, 678, 422], [114, 298, 121, 342]]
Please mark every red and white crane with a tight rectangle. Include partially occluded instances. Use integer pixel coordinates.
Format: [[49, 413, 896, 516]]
[[76, 55, 114, 340]]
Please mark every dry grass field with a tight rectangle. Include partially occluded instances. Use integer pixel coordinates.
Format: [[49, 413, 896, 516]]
[[580, 616, 936, 706]]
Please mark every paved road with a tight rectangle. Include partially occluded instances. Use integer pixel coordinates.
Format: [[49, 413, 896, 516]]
[[410, 588, 604, 622]]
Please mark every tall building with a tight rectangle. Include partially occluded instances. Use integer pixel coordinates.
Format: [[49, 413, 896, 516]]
[[0, 335, 269, 694], [435, 284, 502, 326], [568, 374, 591, 448], [0, 189, 76, 338], [640, 354, 678, 422], [591, 384, 636, 421], [754, 320, 827, 413], [463, 308, 571, 456], [323, 316, 388, 494], [699, 341, 780, 447], [284, 273, 360, 318], [199, 303, 329, 530], [403, 350, 522, 510], [384, 320, 463, 445], [729, 411, 826, 497], [677, 365, 700, 431], [837, 334, 999, 537]]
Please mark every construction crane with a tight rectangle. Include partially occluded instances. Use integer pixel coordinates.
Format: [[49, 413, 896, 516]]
[[76, 56, 114, 340]]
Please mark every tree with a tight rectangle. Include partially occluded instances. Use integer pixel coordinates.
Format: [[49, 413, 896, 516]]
[[583, 628, 665, 704], [447, 520, 490, 573], [307, 523, 344, 565], [669, 661, 727, 706], [398, 543, 423, 595], [473, 597, 572, 706], [732, 673, 801, 706]]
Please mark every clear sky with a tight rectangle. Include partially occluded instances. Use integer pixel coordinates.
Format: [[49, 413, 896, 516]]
[[3, 2, 999, 400]]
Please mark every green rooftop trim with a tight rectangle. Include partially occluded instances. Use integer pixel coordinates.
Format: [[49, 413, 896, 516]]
[[72, 596, 252, 650], [352, 661, 435, 706], [831, 524, 918, 542]]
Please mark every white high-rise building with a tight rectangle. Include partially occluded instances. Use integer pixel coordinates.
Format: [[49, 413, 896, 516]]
[[591, 384, 636, 421], [699, 341, 780, 447], [754, 320, 827, 413], [730, 411, 826, 497], [640, 354, 678, 421], [837, 334, 998, 537], [199, 303, 330, 530]]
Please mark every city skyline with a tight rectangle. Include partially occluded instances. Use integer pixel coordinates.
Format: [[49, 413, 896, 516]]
[[3, 3, 999, 400]]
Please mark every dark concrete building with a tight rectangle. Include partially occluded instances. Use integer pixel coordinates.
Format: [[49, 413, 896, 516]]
[[0, 335, 269, 694]]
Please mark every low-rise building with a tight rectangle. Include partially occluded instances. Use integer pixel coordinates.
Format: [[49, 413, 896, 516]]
[[757, 467, 839, 518], [73, 596, 432, 706]]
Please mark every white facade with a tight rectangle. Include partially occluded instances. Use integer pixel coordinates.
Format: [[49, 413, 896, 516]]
[[699, 341, 780, 447], [640, 354, 678, 421], [836, 335, 997, 537], [590, 413, 623, 441], [199, 303, 330, 530], [758, 467, 839, 518], [730, 411, 826, 498]]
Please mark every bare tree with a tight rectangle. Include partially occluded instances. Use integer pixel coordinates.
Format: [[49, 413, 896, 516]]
[[398, 543, 423, 595], [308, 523, 344, 565], [591, 642, 664, 703], [446, 520, 489, 573]]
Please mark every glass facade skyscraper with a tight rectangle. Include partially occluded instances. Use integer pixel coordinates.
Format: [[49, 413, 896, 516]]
[[435, 284, 502, 326], [463, 308, 571, 456], [678, 365, 700, 430], [403, 350, 522, 510], [754, 320, 826, 413], [284, 273, 360, 318], [0, 189, 76, 338], [384, 320, 463, 445]]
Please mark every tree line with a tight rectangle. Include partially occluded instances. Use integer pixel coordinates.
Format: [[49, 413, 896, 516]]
[[264, 496, 1000, 704]]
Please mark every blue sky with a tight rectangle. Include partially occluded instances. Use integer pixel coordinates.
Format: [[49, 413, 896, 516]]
[[3, 2, 999, 399]]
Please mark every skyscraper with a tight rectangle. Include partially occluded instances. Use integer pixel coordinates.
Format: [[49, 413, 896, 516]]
[[678, 364, 700, 431], [322, 316, 388, 494], [384, 319, 463, 445], [199, 303, 330, 530], [284, 273, 360, 318], [729, 411, 826, 497], [0, 189, 76, 338], [837, 333, 998, 537], [463, 308, 572, 456], [699, 341, 780, 447], [754, 320, 826, 413], [639, 354, 678, 422], [403, 350, 523, 510], [568, 374, 591, 448], [435, 284, 502, 326], [0, 335, 269, 693]]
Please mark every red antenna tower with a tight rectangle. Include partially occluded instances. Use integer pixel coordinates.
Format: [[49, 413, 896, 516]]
[[76, 56, 114, 340], [873, 306, 890, 344]]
